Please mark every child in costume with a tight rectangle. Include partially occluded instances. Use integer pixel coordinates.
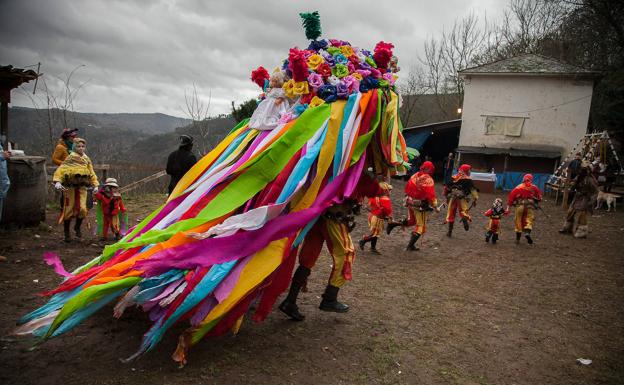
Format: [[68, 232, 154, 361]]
[[53, 137, 99, 242], [249, 69, 290, 131], [358, 181, 393, 254], [483, 198, 508, 244], [94, 178, 127, 241]]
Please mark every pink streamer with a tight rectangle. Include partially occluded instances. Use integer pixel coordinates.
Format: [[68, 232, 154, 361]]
[[43, 252, 73, 278]]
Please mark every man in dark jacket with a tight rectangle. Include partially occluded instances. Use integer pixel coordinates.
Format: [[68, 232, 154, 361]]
[[166, 135, 197, 195]]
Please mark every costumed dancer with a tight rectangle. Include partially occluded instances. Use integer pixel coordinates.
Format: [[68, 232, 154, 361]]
[[559, 162, 598, 238], [94, 178, 127, 241], [483, 198, 508, 244], [387, 161, 438, 251], [279, 200, 359, 321], [53, 138, 99, 242], [443, 164, 478, 237], [505, 174, 542, 244], [358, 181, 393, 254]]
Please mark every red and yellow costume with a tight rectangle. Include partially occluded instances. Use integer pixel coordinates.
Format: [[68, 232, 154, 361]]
[[53, 151, 99, 221], [359, 181, 393, 253], [483, 198, 508, 243], [387, 161, 437, 250], [443, 164, 478, 235], [94, 188, 126, 239], [507, 174, 541, 243]]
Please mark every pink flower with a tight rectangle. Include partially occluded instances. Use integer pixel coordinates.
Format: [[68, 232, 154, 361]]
[[356, 69, 371, 78], [307, 73, 324, 90], [342, 75, 360, 94]]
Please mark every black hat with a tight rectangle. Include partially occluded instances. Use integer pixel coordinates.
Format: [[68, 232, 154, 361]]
[[179, 135, 193, 146], [61, 128, 79, 138]]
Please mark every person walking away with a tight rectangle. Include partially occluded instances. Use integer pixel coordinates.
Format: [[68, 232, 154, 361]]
[[166, 135, 197, 195], [506, 174, 542, 244], [53, 138, 99, 242]]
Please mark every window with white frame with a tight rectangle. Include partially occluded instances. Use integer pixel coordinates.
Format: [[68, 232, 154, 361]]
[[484, 116, 525, 137]]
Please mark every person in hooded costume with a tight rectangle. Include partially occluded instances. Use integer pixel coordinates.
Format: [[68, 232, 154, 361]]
[[443, 163, 478, 237], [506, 173, 542, 244], [387, 161, 438, 251], [559, 162, 598, 238]]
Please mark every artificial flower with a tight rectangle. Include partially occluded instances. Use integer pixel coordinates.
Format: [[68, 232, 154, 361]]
[[293, 80, 310, 96], [322, 52, 335, 66], [336, 81, 349, 98], [309, 96, 326, 108], [326, 46, 341, 56], [294, 103, 308, 116], [282, 79, 296, 99], [382, 72, 396, 86], [307, 54, 324, 71], [308, 39, 328, 51], [251, 66, 270, 89], [378, 79, 389, 88], [342, 75, 360, 93], [300, 91, 316, 105], [365, 56, 377, 68], [288, 48, 309, 82], [316, 62, 332, 78], [327, 75, 341, 86], [332, 63, 349, 78], [340, 45, 355, 57], [370, 67, 382, 78], [278, 111, 295, 124], [307, 72, 324, 89], [318, 84, 338, 103], [356, 69, 371, 78], [352, 72, 363, 81], [334, 54, 348, 65]]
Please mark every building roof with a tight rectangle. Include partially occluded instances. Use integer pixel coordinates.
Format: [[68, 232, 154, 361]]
[[458, 54, 598, 78], [403, 118, 462, 132], [457, 145, 561, 158], [0, 65, 39, 99]]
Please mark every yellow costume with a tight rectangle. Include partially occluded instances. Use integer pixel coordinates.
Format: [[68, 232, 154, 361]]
[[53, 152, 99, 221]]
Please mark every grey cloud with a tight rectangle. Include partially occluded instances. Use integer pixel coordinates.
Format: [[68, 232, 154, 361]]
[[1, 0, 506, 117]]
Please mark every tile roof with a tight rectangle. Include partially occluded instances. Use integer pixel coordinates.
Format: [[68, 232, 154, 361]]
[[459, 54, 596, 76]]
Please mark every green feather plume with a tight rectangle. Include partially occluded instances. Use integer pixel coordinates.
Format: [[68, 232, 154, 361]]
[[299, 11, 322, 41]]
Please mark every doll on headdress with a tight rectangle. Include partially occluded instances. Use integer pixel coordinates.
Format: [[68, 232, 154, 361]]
[[249, 69, 291, 131]]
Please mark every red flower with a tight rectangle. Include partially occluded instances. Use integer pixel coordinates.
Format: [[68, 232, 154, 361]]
[[375, 41, 395, 52], [316, 62, 332, 78], [251, 66, 270, 89], [374, 41, 395, 69], [288, 48, 309, 83], [300, 91, 316, 105]]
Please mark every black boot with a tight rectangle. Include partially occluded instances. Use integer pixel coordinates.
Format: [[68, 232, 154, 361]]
[[447, 222, 453, 237], [524, 230, 533, 244], [406, 233, 420, 251], [386, 219, 406, 235], [492, 233, 498, 244], [319, 285, 349, 313], [515, 232, 521, 244], [370, 237, 380, 254], [461, 218, 470, 231], [63, 220, 71, 243], [279, 266, 310, 321], [74, 217, 83, 239], [358, 237, 370, 251], [485, 231, 492, 243]]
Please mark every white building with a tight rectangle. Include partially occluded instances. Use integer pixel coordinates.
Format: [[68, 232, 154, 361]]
[[456, 54, 597, 189]]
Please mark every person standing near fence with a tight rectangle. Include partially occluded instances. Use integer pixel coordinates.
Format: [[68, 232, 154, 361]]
[[53, 138, 99, 242], [51, 128, 78, 166], [166, 135, 197, 195]]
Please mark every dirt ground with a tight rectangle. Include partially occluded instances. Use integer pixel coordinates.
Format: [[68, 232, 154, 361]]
[[1, 182, 623, 385]]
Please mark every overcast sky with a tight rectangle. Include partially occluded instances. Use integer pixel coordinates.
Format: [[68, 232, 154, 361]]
[[1, 0, 507, 118]]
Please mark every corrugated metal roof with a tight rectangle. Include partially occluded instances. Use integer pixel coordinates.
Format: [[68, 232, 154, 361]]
[[457, 145, 561, 158], [459, 54, 597, 77]]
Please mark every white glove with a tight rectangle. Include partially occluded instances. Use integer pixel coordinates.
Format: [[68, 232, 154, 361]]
[[54, 181, 66, 191]]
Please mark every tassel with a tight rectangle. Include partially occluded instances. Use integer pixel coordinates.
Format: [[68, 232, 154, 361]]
[[299, 11, 322, 41]]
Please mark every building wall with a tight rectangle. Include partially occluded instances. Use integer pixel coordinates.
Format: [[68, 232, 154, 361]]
[[459, 75, 593, 156]]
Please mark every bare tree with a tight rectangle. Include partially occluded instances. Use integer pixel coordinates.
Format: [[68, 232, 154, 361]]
[[21, 64, 89, 146], [398, 65, 431, 126], [181, 83, 212, 155]]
